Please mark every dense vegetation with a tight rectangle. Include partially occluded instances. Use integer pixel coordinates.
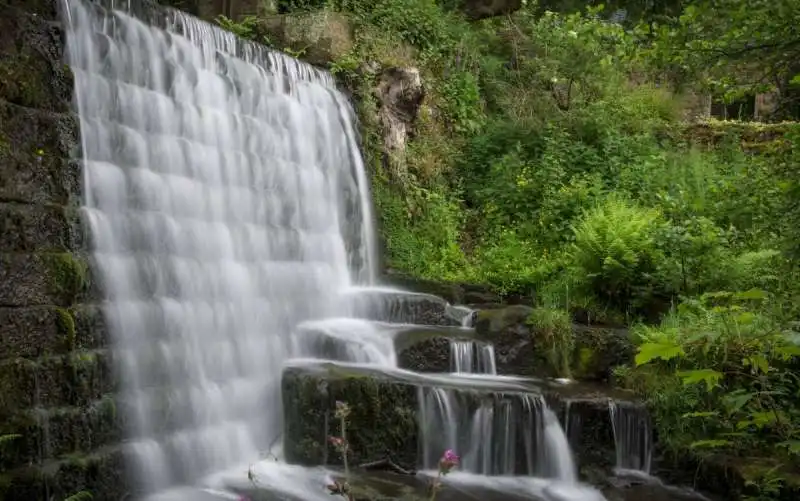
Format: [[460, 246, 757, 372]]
[[215, 0, 800, 497]]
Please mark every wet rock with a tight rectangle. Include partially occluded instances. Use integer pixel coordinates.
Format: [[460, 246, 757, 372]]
[[474, 306, 633, 380], [382, 270, 503, 306], [0, 446, 129, 501], [462, 0, 523, 21], [397, 336, 452, 373], [351, 289, 460, 326], [281, 366, 418, 469], [0, 349, 115, 412]]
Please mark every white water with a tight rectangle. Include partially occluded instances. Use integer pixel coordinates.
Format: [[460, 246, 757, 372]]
[[609, 401, 653, 474], [418, 390, 577, 482], [65, 0, 376, 492], [450, 340, 497, 374]]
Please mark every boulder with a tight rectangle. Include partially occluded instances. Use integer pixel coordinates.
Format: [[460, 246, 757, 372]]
[[462, 0, 523, 21], [281, 366, 419, 469]]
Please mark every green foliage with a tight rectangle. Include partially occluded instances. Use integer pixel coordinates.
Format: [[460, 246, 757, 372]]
[[621, 290, 800, 470], [639, 0, 800, 117], [528, 306, 574, 378], [569, 197, 673, 312]]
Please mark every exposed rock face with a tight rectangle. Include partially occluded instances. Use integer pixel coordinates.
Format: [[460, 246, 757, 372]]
[[462, 0, 523, 21], [375, 67, 425, 169]]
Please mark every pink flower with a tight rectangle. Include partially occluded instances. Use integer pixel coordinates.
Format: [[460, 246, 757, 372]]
[[438, 449, 459, 474], [328, 436, 347, 450]]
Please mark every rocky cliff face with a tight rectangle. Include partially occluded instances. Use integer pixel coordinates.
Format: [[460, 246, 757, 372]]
[[0, 1, 124, 499]]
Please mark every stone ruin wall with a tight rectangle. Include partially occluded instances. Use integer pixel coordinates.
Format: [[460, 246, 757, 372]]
[[0, 0, 125, 499]]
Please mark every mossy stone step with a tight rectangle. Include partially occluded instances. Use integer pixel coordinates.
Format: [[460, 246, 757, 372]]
[[0, 446, 128, 501], [0, 395, 121, 471], [0, 349, 114, 411]]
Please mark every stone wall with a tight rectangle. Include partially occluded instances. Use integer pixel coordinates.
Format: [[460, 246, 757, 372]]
[[0, 1, 124, 499]]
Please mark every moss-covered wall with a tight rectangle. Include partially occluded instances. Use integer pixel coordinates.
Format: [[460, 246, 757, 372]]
[[0, 1, 125, 499]]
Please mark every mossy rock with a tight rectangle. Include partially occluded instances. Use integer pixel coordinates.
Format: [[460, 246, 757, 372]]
[[282, 367, 418, 469], [0, 446, 129, 501], [0, 349, 114, 411], [570, 326, 634, 382], [0, 304, 107, 361], [474, 306, 633, 380], [257, 10, 354, 67], [0, 394, 120, 471]]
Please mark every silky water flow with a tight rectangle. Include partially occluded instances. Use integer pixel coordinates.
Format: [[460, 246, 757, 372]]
[[63, 0, 601, 499], [65, 0, 375, 493]]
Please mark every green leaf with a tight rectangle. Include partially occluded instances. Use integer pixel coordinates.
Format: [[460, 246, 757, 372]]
[[681, 411, 719, 418], [635, 342, 685, 366], [779, 440, 800, 455], [744, 355, 770, 374], [734, 289, 768, 301], [0, 434, 21, 446], [677, 369, 723, 390], [723, 391, 754, 413], [690, 439, 731, 449]]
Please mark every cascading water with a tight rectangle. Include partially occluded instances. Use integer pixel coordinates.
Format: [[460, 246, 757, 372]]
[[64, 0, 376, 493], [450, 340, 497, 374], [418, 389, 577, 482], [609, 401, 653, 474]]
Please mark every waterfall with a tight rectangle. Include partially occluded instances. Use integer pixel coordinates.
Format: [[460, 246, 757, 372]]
[[609, 401, 653, 474], [450, 340, 497, 374], [417, 390, 577, 481], [64, 0, 376, 492]]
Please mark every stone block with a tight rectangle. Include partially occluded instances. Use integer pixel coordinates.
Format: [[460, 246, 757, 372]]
[[0, 101, 80, 205], [0, 395, 120, 471], [0, 446, 129, 501], [0, 3, 73, 109], [282, 366, 418, 469], [0, 304, 108, 360], [0, 252, 89, 307], [0, 349, 115, 412], [0, 202, 82, 252]]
